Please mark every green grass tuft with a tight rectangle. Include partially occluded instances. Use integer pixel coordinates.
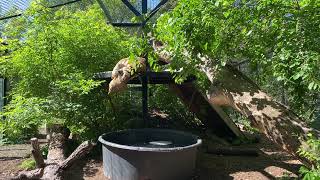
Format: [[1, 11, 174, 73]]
[[19, 158, 36, 170]]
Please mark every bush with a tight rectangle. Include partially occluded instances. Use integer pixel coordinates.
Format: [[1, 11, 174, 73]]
[[298, 134, 320, 180], [0, 96, 48, 143], [0, 3, 138, 141]]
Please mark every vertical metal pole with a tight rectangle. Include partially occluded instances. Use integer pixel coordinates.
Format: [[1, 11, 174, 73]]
[[141, 0, 148, 127], [142, 0, 147, 14], [141, 67, 148, 128]]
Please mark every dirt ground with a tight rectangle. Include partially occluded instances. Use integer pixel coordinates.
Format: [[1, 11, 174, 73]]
[[0, 134, 302, 180], [0, 144, 30, 179]]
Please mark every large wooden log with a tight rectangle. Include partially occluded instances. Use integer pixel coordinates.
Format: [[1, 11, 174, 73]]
[[200, 59, 320, 160]]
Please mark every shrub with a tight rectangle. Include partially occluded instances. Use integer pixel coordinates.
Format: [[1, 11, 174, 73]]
[[298, 134, 320, 180], [0, 96, 48, 143], [0, 3, 137, 141]]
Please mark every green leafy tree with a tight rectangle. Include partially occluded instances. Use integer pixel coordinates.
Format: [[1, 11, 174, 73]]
[[0, 1, 140, 141], [156, 0, 320, 112]]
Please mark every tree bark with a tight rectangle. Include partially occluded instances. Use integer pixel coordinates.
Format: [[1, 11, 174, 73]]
[[108, 41, 320, 163], [201, 60, 320, 157]]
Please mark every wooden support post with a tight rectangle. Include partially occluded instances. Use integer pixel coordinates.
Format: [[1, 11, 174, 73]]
[[30, 138, 45, 168]]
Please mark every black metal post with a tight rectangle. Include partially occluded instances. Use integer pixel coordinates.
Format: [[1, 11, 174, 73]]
[[141, 70, 148, 128], [141, 0, 148, 127], [142, 0, 148, 14]]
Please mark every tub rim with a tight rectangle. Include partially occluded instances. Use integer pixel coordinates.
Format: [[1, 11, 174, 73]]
[[98, 128, 202, 152]]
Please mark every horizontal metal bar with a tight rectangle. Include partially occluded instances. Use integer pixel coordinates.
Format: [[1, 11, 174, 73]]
[[0, 14, 22, 21], [49, 0, 82, 8], [94, 71, 196, 84], [111, 22, 145, 27]]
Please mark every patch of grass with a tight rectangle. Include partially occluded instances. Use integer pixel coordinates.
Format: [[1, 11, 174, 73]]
[[19, 158, 36, 170]]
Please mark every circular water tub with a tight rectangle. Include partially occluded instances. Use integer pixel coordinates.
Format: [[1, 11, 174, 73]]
[[98, 128, 202, 180]]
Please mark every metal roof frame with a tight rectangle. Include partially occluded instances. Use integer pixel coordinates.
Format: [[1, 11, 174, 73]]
[[96, 0, 168, 27]]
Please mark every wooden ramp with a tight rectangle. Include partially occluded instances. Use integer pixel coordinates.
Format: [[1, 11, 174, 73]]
[[95, 72, 242, 140]]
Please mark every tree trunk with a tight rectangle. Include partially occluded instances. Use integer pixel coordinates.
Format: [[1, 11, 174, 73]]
[[201, 61, 320, 157]]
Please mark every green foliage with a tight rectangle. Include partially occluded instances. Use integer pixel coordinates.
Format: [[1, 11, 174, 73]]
[[298, 134, 320, 165], [0, 2, 139, 141], [299, 166, 320, 180], [155, 0, 320, 114], [0, 96, 47, 143], [298, 134, 320, 179], [19, 158, 36, 170]]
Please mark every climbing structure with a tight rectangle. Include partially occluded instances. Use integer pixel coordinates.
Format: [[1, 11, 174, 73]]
[[95, 69, 242, 141]]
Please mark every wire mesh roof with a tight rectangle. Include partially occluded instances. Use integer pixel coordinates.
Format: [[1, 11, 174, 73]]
[[0, 0, 161, 21], [0, 0, 87, 36], [0, 0, 31, 19], [0, 0, 84, 21], [0, 0, 165, 30]]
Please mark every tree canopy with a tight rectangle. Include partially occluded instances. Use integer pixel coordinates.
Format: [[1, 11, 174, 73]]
[[0, 2, 137, 141], [155, 0, 320, 115]]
